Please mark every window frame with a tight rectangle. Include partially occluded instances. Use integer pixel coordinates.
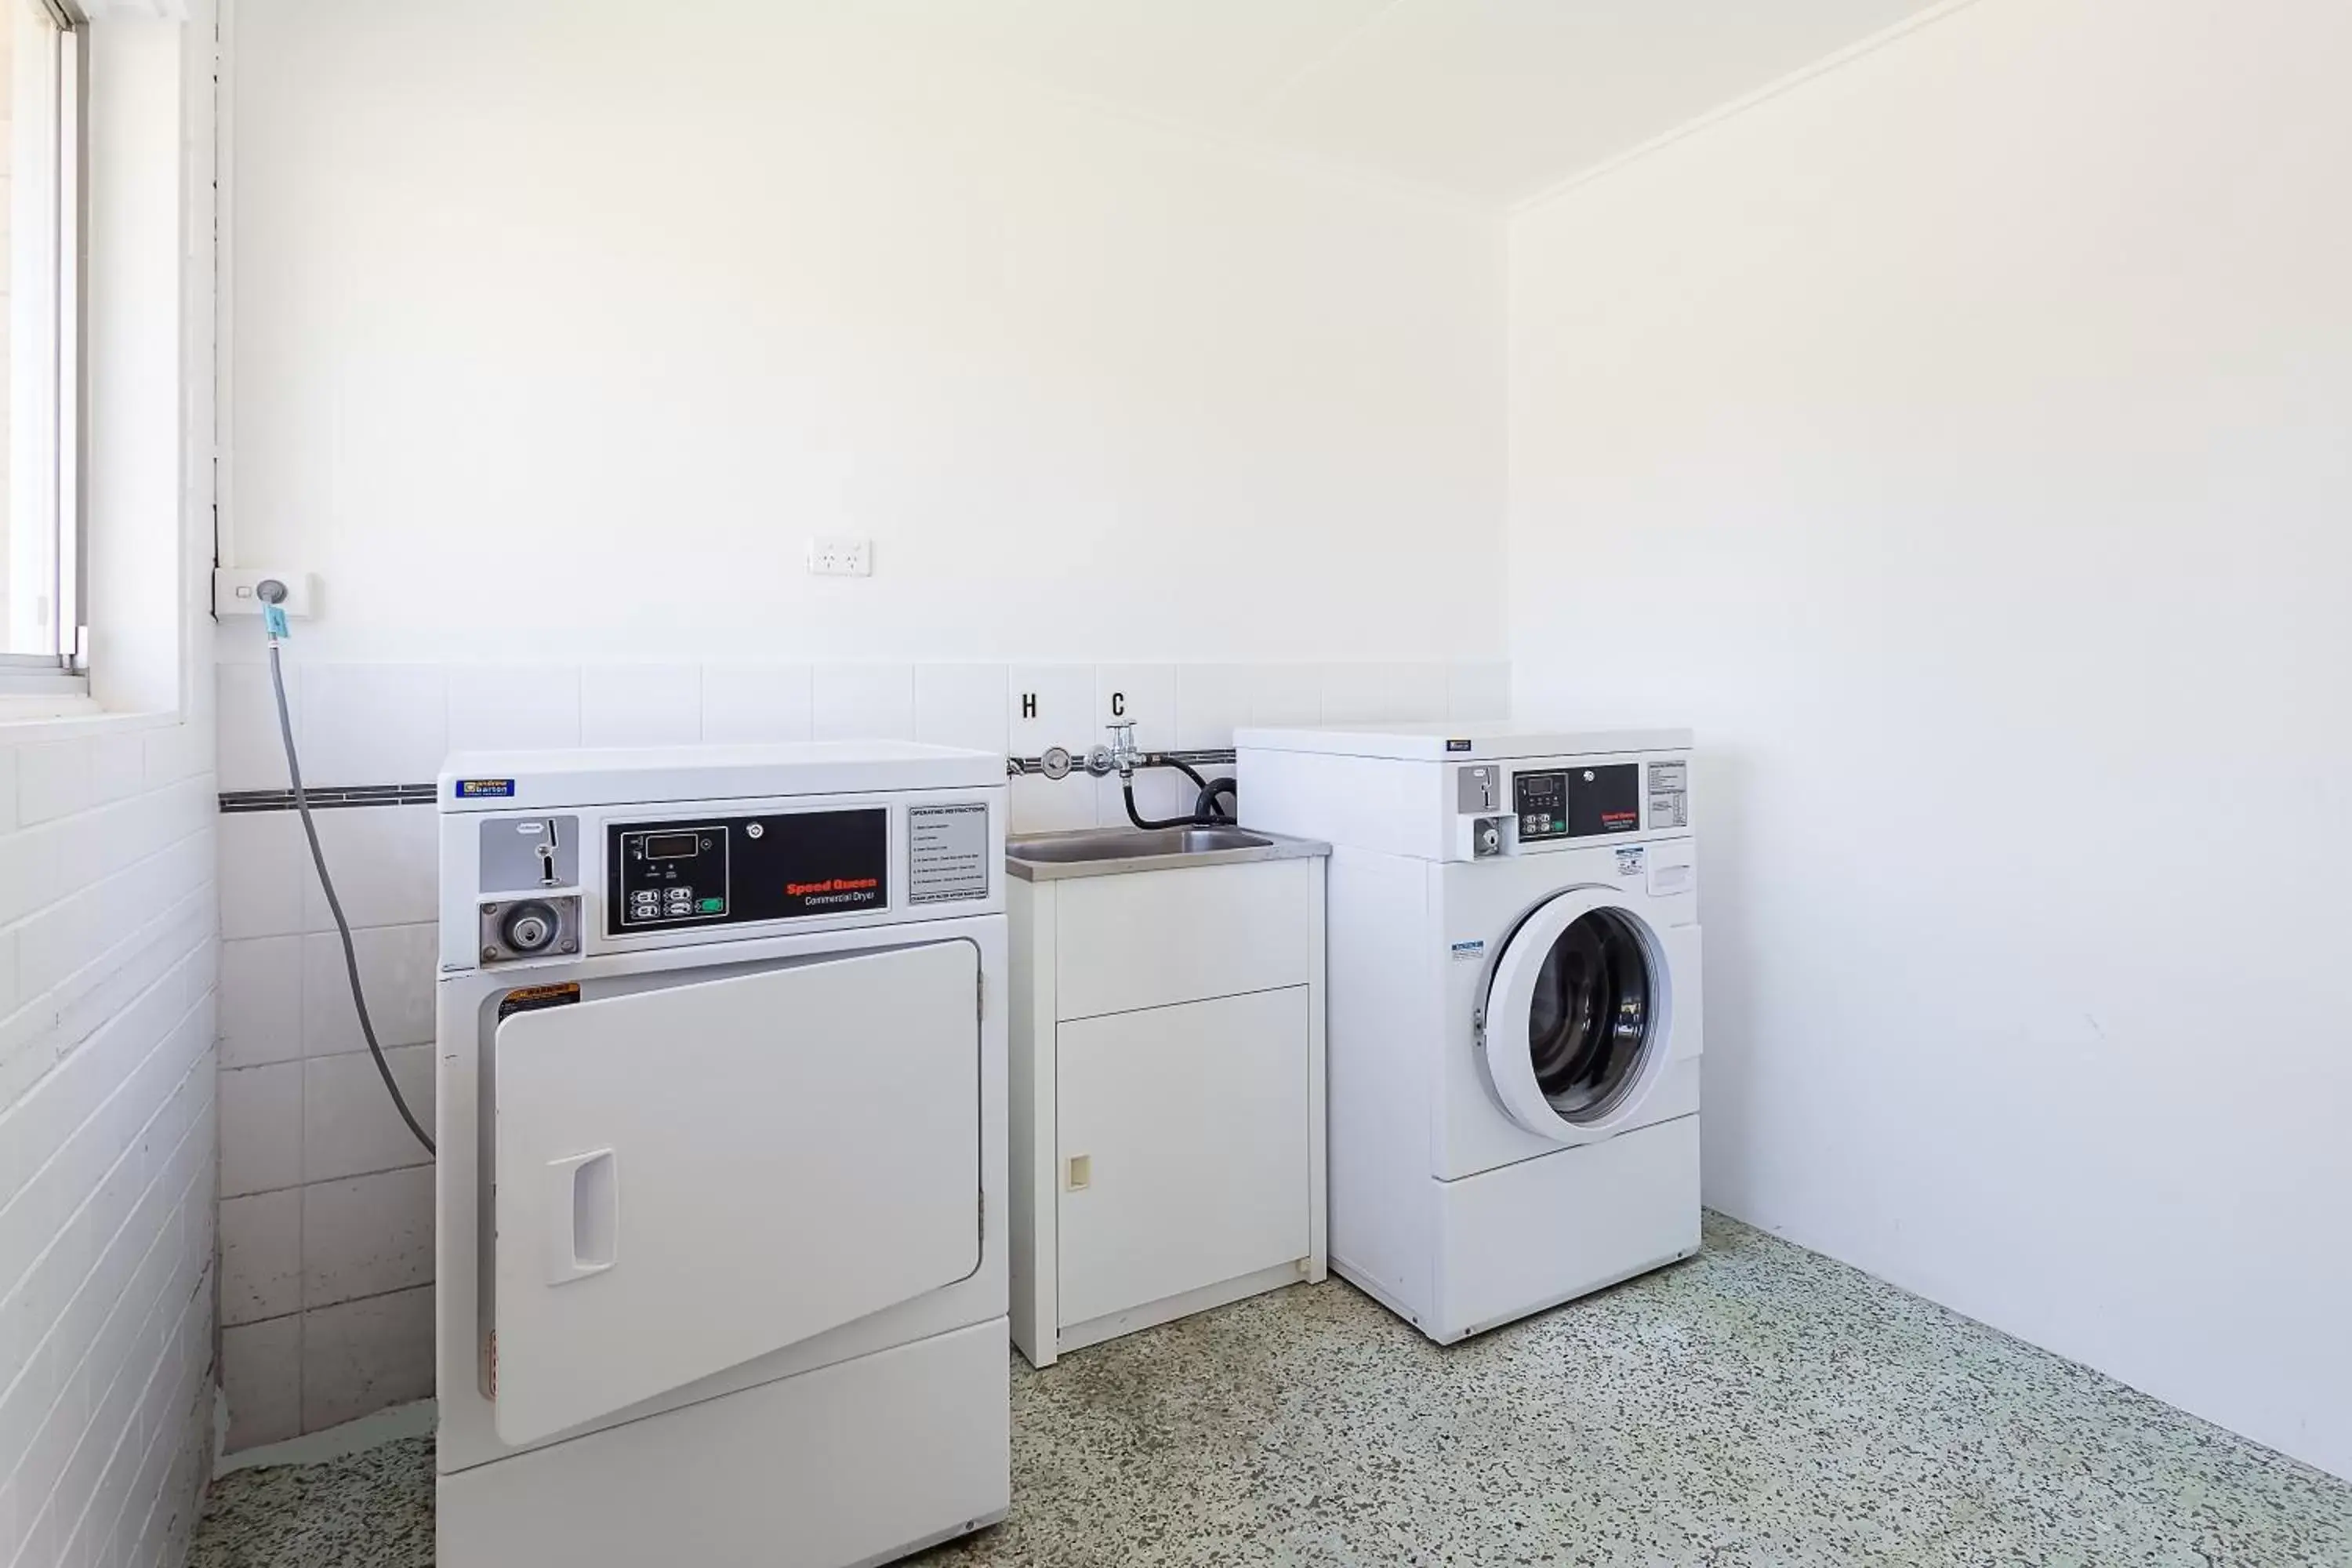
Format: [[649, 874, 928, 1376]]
[[0, 0, 85, 696]]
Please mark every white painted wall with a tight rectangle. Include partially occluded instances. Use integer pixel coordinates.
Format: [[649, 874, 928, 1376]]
[[1509, 0, 2352, 1479], [216, 0, 1513, 1445], [0, 13, 220, 1566], [223, 0, 1506, 666]]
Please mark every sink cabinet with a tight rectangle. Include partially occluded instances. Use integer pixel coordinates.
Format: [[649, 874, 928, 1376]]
[[1008, 853, 1327, 1367]]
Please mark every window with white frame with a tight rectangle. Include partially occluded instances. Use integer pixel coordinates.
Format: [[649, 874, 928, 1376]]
[[0, 0, 80, 692]]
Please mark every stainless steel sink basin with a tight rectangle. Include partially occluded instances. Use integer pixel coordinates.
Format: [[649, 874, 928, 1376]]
[[1008, 827, 1272, 864], [1005, 825, 1327, 880]]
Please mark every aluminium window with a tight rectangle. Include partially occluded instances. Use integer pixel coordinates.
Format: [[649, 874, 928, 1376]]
[[0, 0, 81, 695]]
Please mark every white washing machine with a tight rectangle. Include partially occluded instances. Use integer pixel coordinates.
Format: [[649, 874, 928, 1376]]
[[1238, 724, 1701, 1342], [433, 742, 1010, 1568]]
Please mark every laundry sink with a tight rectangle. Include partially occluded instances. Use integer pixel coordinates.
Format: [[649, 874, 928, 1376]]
[[1006, 826, 1324, 880]]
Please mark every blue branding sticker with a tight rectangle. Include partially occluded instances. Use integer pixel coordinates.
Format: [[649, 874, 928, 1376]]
[[456, 778, 517, 799], [1445, 739, 1473, 753]]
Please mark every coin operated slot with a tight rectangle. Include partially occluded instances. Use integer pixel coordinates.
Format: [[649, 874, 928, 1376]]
[[1472, 816, 1508, 858], [479, 894, 583, 966]]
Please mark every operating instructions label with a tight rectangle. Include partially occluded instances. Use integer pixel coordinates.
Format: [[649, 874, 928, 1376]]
[[909, 804, 992, 905]]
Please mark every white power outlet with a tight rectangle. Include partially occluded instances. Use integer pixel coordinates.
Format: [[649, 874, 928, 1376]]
[[805, 536, 873, 577], [215, 568, 320, 618]]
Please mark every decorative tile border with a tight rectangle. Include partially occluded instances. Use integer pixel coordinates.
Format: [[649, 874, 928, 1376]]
[[219, 751, 1241, 812], [218, 784, 438, 815]]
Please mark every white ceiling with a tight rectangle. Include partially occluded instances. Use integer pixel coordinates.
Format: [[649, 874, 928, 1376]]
[[826, 0, 1949, 206]]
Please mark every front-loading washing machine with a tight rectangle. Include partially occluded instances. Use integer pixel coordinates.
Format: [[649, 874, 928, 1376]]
[[1238, 724, 1700, 1342], [433, 742, 1010, 1568]]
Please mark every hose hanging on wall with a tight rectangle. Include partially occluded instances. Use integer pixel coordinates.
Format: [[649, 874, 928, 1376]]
[[260, 588, 436, 1156]]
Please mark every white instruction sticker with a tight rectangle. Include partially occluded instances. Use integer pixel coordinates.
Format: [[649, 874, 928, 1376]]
[[1450, 939, 1486, 964], [909, 804, 991, 906], [1616, 847, 1647, 878]]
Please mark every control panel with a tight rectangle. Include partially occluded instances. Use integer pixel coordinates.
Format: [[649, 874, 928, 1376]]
[[1508, 759, 1686, 843], [605, 808, 888, 936]]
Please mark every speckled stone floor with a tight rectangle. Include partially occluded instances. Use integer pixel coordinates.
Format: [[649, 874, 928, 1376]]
[[193, 1214, 2352, 1566]]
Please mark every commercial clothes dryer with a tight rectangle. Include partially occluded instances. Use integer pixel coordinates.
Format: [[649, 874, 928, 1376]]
[[1239, 724, 1700, 1343], [433, 742, 1009, 1568]]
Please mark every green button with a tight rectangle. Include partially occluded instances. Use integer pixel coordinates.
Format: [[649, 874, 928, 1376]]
[[698, 897, 724, 913]]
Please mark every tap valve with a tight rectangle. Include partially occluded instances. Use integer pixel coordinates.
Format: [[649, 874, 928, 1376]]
[[1105, 720, 1142, 780]]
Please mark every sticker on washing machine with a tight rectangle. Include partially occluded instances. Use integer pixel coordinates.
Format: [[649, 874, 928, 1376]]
[[455, 777, 516, 799], [1450, 938, 1486, 964], [1616, 847, 1647, 878], [496, 982, 579, 1021]]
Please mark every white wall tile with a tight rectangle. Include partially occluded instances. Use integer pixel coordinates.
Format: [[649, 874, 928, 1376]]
[[298, 665, 450, 786], [913, 664, 1009, 757], [220, 1062, 304, 1198], [699, 663, 813, 744], [16, 741, 93, 824], [1319, 663, 1393, 724], [220, 1190, 303, 1327], [91, 734, 149, 804], [1245, 664, 1322, 728], [218, 661, 299, 793], [299, 806, 437, 932], [222, 1317, 303, 1451], [1447, 661, 1511, 721], [1007, 666, 1094, 758], [220, 811, 307, 940], [811, 665, 915, 742], [0, 744, 20, 830], [1385, 662, 1452, 723], [300, 1286, 434, 1433], [219, 935, 303, 1069], [1095, 664, 1174, 750], [301, 924, 437, 1057], [1173, 665, 1254, 751], [580, 664, 702, 747], [303, 1044, 434, 1182], [1008, 772, 1096, 836], [447, 665, 583, 752], [301, 1167, 434, 1310]]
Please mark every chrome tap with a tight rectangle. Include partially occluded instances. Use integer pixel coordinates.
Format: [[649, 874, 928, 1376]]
[[1100, 720, 1143, 780]]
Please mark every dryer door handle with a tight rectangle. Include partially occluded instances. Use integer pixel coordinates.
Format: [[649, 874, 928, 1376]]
[[546, 1149, 619, 1286]]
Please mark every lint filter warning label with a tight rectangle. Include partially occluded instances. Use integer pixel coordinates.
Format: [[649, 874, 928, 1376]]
[[909, 804, 991, 906]]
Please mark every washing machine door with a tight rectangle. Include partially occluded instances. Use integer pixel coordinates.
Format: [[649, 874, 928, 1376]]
[[1481, 888, 1675, 1142]]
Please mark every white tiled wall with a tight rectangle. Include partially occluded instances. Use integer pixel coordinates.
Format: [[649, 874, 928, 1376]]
[[209, 655, 1508, 1446], [0, 724, 220, 1568]]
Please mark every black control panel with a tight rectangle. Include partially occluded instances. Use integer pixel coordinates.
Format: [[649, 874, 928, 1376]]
[[606, 808, 888, 935], [1514, 764, 1642, 840]]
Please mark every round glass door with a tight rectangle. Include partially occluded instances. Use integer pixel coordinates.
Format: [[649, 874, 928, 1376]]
[[1481, 891, 1670, 1139], [1523, 908, 1651, 1121]]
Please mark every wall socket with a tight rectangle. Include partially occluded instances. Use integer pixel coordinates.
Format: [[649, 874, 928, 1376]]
[[805, 536, 873, 577], [214, 568, 320, 618]]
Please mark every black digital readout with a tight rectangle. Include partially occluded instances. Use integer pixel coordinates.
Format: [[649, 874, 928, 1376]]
[[643, 832, 700, 860]]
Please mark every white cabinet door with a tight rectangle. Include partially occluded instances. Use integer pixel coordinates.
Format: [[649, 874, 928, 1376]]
[[490, 941, 979, 1446], [1056, 987, 1309, 1327]]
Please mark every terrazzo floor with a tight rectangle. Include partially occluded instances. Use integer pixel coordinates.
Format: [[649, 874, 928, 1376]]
[[192, 1214, 2352, 1566]]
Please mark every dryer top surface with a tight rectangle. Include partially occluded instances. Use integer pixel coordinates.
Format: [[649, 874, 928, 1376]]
[[439, 740, 1005, 811], [1235, 722, 1691, 764]]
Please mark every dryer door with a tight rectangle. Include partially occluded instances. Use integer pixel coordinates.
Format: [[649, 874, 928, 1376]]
[[1481, 890, 1676, 1142], [486, 939, 980, 1446]]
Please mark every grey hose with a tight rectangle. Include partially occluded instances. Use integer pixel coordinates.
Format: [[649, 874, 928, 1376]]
[[267, 640, 436, 1155]]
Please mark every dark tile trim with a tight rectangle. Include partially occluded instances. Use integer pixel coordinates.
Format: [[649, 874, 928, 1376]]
[[219, 784, 438, 814]]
